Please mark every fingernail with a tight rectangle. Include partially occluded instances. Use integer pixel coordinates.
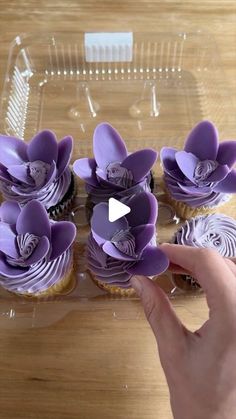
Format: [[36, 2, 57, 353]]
[[130, 276, 143, 296]]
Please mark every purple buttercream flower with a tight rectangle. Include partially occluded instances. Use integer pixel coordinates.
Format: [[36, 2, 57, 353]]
[[0, 200, 76, 280], [73, 123, 157, 203], [87, 192, 169, 287], [160, 121, 236, 196], [0, 130, 73, 208]]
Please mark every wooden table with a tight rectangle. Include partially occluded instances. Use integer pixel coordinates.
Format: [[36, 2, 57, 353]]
[[0, 2, 235, 418]]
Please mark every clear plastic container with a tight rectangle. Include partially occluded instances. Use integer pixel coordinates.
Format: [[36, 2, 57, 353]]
[[0, 32, 235, 328]]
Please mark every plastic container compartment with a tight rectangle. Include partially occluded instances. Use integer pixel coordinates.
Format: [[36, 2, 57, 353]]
[[0, 32, 234, 328]]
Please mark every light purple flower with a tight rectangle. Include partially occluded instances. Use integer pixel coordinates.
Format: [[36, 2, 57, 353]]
[[160, 121, 236, 195], [0, 200, 76, 278], [0, 130, 73, 201], [73, 123, 157, 201], [87, 192, 169, 286]]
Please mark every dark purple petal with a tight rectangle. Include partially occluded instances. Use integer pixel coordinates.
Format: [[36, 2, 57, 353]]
[[177, 183, 211, 195], [0, 252, 27, 277], [126, 191, 157, 226], [213, 169, 236, 193], [131, 224, 155, 254], [207, 164, 229, 182], [217, 141, 236, 168], [102, 241, 137, 261], [22, 236, 50, 266], [27, 130, 58, 164], [0, 232, 18, 259], [57, 136, 73, 177], [0, 135, 28, 167], [175, 151, 199, 182], [127, 246, 169, 276], [7, 164, 34, 185], [160, 147, 178, 171], [0, 163, 14, 183], [184, 121, 219, 160], [121, 149, 157, 182], [16, 200, 51, 239], [73, 158, 99, 187], [0, 201, 21, 225], [93, 123, 128, 170], [91, 202, 128, 241], [50, 221, 76, 261]]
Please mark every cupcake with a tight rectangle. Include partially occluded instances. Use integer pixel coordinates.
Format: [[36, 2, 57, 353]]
[[173, 213, 236, 290], [0, 200, 76, 297], [0, 130, 76, 219], [87, 191, 169, 296], [73, 122, 157, 215], [161, 121, 236, 219]]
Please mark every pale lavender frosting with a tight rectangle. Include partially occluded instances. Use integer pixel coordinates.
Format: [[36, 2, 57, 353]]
[[164, 173, 230, 208], [175, 214, 236, 257], [0, 249, 72, 294], [0, 168, 71, 210]]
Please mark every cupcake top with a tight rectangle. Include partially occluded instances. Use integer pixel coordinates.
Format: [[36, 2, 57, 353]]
[[0, 130, 73, 209], [161, 121, 236, 207], [87, 191, 169, 288], [174, 213, 236, 257], [73, 123, 157, 203], [0, 200, 76, 294]]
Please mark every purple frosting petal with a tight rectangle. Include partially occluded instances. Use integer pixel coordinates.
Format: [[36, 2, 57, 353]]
[[91, 202, 128, 241], [217, 141, 236, 168], [22, 236, 50, 266], [126, 191, 157, 226], [121, 149, 157, 182], [160, 147, 178, 171], [0, 234, 18, 259], [0, 201, 21, 224], [0, 163, 14, 183], [0, 252, 27, 277], [127, 245, 169, 276], [131, 224, 155, 254], [93, 123, 128, 170], [175, 151, 199, 183], [27, 130, 58, 164], [7, 164, 34, 185], [0, 135, 27, 167], [73, 158, 99, 187], [102, 241, 137, 261], [207, 164, 229, 182], [16, 200, 51, 239], [57, 136, 73, 177], [50, 222, 76, 261], [184, 121, 219, 160], [213, 169, 236, 193]]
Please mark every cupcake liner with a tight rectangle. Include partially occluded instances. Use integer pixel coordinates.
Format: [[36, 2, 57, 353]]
[[48, 172, 77, 220], [91, 275, 137, 297]]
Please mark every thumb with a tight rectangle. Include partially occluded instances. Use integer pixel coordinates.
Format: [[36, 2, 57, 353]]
[[131, 276, 188, 360]]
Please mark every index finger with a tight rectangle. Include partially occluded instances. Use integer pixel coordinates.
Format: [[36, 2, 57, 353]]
[[161, 244, 236, 312]]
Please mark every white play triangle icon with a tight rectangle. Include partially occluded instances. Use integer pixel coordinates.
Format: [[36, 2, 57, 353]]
[[108, 198, 131, 222]]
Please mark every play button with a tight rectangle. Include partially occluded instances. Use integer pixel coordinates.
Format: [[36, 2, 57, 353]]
[[108, 198, 131, 222]]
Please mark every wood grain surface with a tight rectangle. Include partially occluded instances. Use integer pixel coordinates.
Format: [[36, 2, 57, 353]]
[[0, 2, 235, 419]]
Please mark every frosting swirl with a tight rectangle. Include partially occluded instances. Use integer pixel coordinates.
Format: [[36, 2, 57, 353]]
[[164, 173, 230, 208], [1, 249, 72, 294], [1, 168, 72, 210], [193, 160, 218, 186], [174, 214, 236, 257]]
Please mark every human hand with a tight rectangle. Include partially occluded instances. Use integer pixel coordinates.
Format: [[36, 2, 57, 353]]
[[131, 244, 236, 419]]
